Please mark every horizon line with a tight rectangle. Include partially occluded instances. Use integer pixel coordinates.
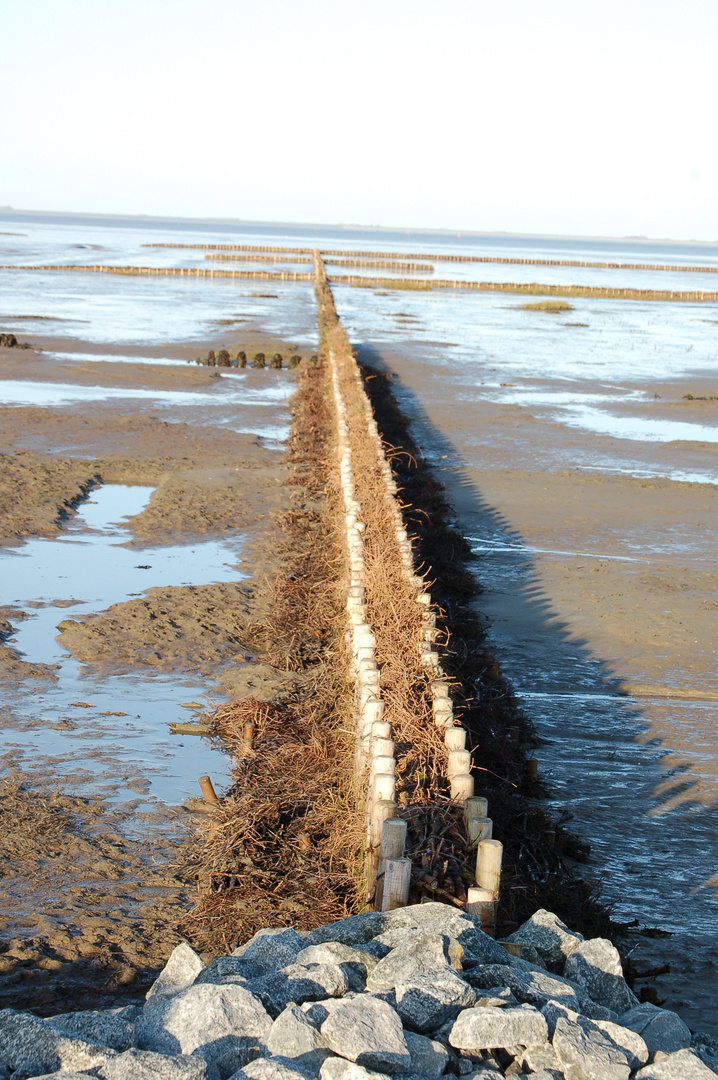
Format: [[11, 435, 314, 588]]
[[0, 206, 715, 247]]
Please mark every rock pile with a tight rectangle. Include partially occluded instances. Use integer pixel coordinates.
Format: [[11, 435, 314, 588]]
[[1, 904, 716, 1080]]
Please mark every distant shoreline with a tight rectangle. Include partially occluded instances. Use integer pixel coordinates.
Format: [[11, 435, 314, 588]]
[[0, 206, 716, 250]]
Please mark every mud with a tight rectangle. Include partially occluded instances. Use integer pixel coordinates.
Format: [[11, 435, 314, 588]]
[[0, 328, 302, 1011], [353, 341, 718, 1037], [0, 769, 193, 1014]]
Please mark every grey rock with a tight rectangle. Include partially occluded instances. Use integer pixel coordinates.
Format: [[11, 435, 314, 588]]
[[619, 1001, 691, 1055], [404, 1031, 449, 1079], [147, 943, 206, 1001], [691, 1033, 718, 1074], [635, 1048, 718, 1079], [379, 904, 509, 967], [552, 1014, 630, 1080], [249, 964, 355, 1018], [319, 1059, 391, 1080], [47, 1010, 136, 1052], [366, 935, 463, 993], [263, 1005, 331, 1075], [514, 1071, 563, 1080], [0, 1009, 115, 1080], [307, 914, 387, 948], [19, 1074, 97, 1080], [506, 909, 584, 970], [562, 939, 637, 1014], [100, 1048, 212, 1079], [320, 997, 411, 1076], [295, 943, 377, 976], [239, 1059, 313, 1080], [17, 1071, 98, 1080], [593, 1018, 649, 1069], [137, 982, 271, 1075], [512, 1043, 563, 1074], [233, 929, 307, 975], [393, 968, 475, 1033], [195, 957, 255, 986], [465, 963, 581, 1013], [475, 990, 519, 1008], [462, 1069, 505, 1080], [300, 998, 361, 1028], [449, 1006, 548, 1053]]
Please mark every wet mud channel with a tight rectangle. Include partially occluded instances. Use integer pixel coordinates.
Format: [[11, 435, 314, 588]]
[[0, 284, 319, 1009]]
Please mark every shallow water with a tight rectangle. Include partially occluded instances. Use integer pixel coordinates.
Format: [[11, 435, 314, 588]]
[[333, 274, 718, 1031], [336, 286, 718, 478], [2, 213, 718, 1027], [0, 485, 241, 804]]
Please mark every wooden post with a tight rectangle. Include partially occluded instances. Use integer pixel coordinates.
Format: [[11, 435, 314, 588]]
[[466, 886, 497, 935], [447, 748, 471, 778], [476, 838, 503, 897], [198, 775, 219, 804], [369, 798, 397, 847], [445, 727, 467, 751], [465, 795, 488, 821], [374, 817, 407, 909], [467, 815, 493, 845], [381, 857, 411, 911], [450, 773, 474, 803]]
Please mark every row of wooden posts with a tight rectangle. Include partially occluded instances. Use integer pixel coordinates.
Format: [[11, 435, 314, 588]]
[[325, 290, 503, 926], [0, 264, 313, 282], [142, 242, 718, 275], [5, 263, 716, 303], [205, 253, 435, 273]]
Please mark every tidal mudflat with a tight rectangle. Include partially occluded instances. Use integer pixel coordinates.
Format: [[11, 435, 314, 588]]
[[1, 213, 716, 1035], [335, 279, 717, 1036], [0, 232, 319, 1007]]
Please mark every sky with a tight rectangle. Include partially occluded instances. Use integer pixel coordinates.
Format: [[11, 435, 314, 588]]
[[1, 0, 716, 241]]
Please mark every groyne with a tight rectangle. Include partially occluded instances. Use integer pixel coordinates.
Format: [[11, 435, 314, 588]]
[[4, 262, 717, 302], [142, 241, 718, 274], [178, 253, 612, 964]]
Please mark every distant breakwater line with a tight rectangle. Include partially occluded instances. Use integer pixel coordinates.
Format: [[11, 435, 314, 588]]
[[330, 275, 718, 303], [5, 263, 717, 302], [205, 253, 435, 273], [0, 264, 313, 282], [142, 242, 718, 275]]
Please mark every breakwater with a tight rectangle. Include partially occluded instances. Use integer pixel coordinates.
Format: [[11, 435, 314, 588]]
[[142, 242, 718, 274], [314, 252, 500, 921], [4, 263, 716, 302]]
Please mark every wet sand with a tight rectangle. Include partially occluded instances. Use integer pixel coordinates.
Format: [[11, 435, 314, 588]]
[[0, 325, 309, 1009], [357, 342, 718, 1037]]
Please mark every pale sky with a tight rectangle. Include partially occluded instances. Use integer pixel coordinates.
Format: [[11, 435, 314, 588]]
[[2, 0, 716, 240]]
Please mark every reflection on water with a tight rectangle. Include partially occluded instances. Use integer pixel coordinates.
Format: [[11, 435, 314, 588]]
[[0, 485, 241, 803]]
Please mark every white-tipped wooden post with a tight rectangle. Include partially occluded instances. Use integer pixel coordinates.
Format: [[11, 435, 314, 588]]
[[476, 838, 503, 898], [380, 857, 411, 911], [372, 738, 395, 759], [444, 727, 467, 751], [371, 771, 396, 805], [466, 886, 497, 935], [465, 795, 488, 822], [450, 773, 474, 803], [374, 817, 407, 909], [447, 749, 471, 778], [369, 799, 397, 847], [467, 815, 493, 845]]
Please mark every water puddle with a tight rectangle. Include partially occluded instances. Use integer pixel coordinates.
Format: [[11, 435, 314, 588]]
[[0, 377, 292, 409], [48, 350, 190, 367], [0, 485, 243, 804]]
